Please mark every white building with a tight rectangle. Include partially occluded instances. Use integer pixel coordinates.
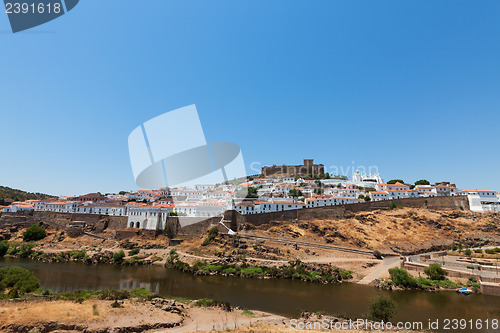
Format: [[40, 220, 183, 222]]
[[2, 202, 34, 213], [352, 170, 383, 188], [369, 191, 389, 201], [127, 204, 174, 229], [458, 190, 500, 213]]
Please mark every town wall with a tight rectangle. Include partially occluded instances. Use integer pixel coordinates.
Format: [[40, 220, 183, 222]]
[[238, 196, 469, 228]]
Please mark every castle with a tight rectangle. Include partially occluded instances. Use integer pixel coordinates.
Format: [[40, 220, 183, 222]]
[[261, 159, 324, 177]]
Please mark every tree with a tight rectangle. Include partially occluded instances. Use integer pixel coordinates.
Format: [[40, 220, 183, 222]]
[[367, 295, 397, 322], [424, 263, 448, 280], [119, 191, 127, 195], [0, 266, 40, 293], [358, 194, 365, 199], [288, 189, 303, 198], [388, 267, 418, 288], [415, 180, 430, 186], [387, 179, 405, 184], [202, 226, 219, 246], [364, 196, 371, 202], [22, 224, 47, 242]]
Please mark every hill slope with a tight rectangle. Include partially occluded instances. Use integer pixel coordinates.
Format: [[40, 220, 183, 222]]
[[0, 185, 55, 203], [241, 208, 500, 255]]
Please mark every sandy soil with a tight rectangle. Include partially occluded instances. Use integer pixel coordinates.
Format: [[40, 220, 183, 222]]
[[0, 299, 182, 331], [0, 300, 286, 333]]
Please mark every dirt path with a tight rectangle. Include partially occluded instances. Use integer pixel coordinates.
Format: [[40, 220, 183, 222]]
[[358, 257, 400, 284], [160, 308, 286, 333]]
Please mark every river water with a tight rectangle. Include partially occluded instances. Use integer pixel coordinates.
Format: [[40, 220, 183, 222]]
[[1, 257, 499, 332]]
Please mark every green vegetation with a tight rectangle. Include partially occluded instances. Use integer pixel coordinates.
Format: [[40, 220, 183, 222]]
[[0, 266, 40, 294], [128, 248, 140, 256], [464, 249, 472, 256], [7, 242, 35, 258], [388, 267, 418, 288], [288, 189, 304, 198], [57, 288, 153, 302], [388, 267, 456, 290], [424, 263, 448, 280], [387, 201, 400, 211], [367, 295, 396, 322], [22, 224, 47, 242], [415, 179, 430, 186], [0, 185, 55, 204], [68, 250, 87, 259], [193, 298, 231, 310], [202, 226, 219, 246], [125, 257, 137, 265], [166, 250, 351, 283], [112, 250, 125, 263], [241, 309, 256, 317], [387, 179, 405, 184], [0, 240, 8, 257]]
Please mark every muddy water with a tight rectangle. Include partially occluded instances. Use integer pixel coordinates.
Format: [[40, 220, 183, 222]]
[[1, 257, 499, 332]]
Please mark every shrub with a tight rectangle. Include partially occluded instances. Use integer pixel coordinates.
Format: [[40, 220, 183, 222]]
[[22, 224, 47, 242], [0, 266, 40, 293], [111, 300, 123, 308], [388, 267, 418, 288], [0, 241, 8, 257], [112, 250, 125, 263], [341, 270, 352, 280], [18, 243, 34, 258], [424, 263, 448, 280], [367, 295, 396, 322], [202, 226, 219, 246], [69, 250, 87, 259], [464, 249, 472, 256], [128, 249, 140, 256], [485, 249, 496, 255], [387, 201, 398, 211]]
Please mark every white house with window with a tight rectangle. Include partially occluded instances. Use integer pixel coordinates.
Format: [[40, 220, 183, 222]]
[[127, 204, 174, 229], [369, 191, 389, 201]]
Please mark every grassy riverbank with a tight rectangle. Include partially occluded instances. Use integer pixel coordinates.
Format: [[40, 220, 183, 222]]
[[165, 249, 353, 283]]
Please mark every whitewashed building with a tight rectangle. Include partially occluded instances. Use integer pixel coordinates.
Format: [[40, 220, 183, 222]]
[[458, 190, 500, 213]]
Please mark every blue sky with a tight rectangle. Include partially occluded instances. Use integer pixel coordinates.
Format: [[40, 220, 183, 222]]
[[0, 0, 499, 195]]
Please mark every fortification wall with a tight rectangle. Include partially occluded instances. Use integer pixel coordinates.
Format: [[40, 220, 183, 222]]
[[177, 216, 221, 238], [238, 196, 469, 228]]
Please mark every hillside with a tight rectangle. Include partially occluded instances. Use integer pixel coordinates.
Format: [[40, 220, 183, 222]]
[[0, 185, 55, 204], [239, 208, 500, 255]]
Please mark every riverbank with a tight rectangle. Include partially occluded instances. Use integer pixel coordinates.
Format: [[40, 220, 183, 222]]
[[0, 296, 285, 333], [2, 256, 500, 333]]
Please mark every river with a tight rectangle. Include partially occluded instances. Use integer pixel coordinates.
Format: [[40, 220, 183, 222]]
[[1, 257, 499, 332]]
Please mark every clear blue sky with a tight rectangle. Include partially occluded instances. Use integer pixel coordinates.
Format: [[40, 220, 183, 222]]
[[1, 0, 499, 195]]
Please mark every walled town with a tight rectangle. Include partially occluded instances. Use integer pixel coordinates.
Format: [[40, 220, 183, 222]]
[[2, 159, 499, 232]]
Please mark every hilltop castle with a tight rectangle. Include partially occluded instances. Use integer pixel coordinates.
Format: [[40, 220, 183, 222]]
[[261, 159, 324, 177]]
